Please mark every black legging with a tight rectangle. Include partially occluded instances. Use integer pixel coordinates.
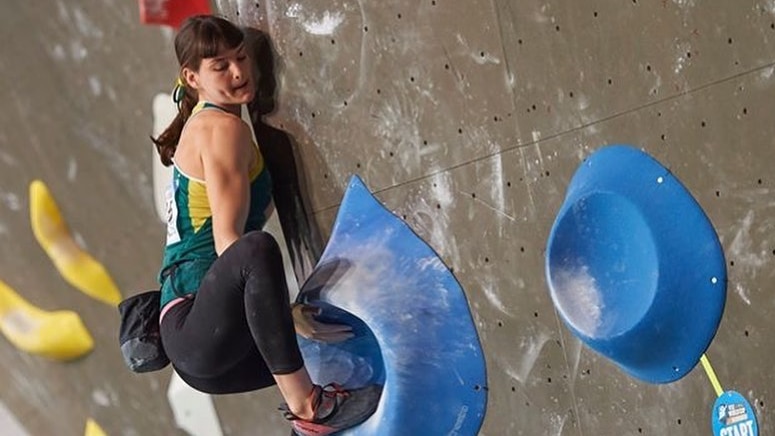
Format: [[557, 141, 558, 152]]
[[160, 231, 303, 394]]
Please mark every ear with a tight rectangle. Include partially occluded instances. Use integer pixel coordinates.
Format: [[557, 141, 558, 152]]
[[181, 67, 199, 90]]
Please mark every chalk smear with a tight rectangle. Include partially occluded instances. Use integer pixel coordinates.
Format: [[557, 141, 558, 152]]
[[286, 4, 345, 36], [303, 11, 345, 35], [551, 265, 604, 337]]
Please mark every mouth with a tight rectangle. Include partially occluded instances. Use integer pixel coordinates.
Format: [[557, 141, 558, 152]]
[[233, 81, 250, 92]]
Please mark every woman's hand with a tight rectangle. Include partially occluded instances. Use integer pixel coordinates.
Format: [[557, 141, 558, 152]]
[[291, 303, 354, 343]]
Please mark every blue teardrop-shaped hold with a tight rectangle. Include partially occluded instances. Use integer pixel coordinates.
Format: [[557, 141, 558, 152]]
[[297, 175, 487, 435]]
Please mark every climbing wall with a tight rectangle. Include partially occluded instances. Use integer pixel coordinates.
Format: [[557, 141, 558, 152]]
[[215, 0, 775, 434], [0, 0, 772, 434]]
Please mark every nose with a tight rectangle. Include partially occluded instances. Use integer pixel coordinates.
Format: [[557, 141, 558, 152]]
[[231, 63, 244, 81]]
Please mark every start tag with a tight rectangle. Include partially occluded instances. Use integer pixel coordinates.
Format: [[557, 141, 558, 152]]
[[711, 391, 758, 436]]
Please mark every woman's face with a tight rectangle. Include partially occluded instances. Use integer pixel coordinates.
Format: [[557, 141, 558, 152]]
[[185, 43, 255, 107]]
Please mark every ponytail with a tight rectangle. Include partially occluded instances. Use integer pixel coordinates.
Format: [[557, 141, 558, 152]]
[[151, 80, 197, 166]]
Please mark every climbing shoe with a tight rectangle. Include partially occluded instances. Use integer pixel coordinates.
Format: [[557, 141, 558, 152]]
[[281, 383, 382, 436]]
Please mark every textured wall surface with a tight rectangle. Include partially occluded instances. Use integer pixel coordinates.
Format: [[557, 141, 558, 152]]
[[0, 0, 773, 435]]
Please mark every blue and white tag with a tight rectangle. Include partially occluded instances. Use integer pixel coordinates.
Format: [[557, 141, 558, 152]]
[[711, 391, 758, 436]]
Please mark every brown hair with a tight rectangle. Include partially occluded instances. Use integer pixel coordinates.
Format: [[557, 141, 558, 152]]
[[152, 15, 245, 166]]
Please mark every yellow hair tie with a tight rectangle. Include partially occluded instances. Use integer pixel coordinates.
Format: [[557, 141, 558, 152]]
[[172, 77, 186, 108]]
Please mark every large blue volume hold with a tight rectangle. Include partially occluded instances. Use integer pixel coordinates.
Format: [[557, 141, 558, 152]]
[[297, 175, 487, 435], [545, 145, 726, 384]]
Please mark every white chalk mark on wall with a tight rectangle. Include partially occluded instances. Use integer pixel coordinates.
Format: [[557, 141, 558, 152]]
[[489, 154, 507, 228], [371, 92, 426, 174], [69, 40, 88, 61], [88, 76, 102, 96], [303, 11, 345, 35], [727, 209, 768, 305], [0, 191, 21, 211], [463, 189, 516, 224], [91, 389, 111, 407], [0, 150, 18, 166], [502, 330, 552, 384], [673, 41, 692, 75], [50, 44, 66, 61], [733, 283, 752, 306], [67, 157, 77, 181], [72, 6, 104, 39], [285, 4, 345, 36], [672, 0, 697, 8], [481, 279, 511, 316]]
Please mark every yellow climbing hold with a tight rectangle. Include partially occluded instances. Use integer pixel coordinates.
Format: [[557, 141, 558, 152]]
[[29, 180, 122, 306], [84, 418, 108, 436], [0, 278, 93, 360]]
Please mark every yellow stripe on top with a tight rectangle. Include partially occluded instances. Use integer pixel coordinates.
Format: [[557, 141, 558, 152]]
[[182, 102, 265, 233]]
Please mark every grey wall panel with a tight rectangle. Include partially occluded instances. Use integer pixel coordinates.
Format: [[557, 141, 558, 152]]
[[496, 1, 775, 148]]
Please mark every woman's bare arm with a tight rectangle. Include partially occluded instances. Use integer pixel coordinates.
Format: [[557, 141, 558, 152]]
[[200, 113, 254, 255]]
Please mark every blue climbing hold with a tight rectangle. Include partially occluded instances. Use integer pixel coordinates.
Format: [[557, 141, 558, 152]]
[[545, 145, 726, 384], [297, 175, 487, 434]]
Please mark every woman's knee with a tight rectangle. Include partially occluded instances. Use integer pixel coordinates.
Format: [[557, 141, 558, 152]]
[[233, 231, 281, 259]]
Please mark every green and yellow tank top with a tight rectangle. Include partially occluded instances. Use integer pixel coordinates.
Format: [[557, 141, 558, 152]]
[[158, 101, 273, 307]]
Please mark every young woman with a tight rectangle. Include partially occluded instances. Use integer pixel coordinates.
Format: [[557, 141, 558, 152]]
[[152, 15, 380, 435]]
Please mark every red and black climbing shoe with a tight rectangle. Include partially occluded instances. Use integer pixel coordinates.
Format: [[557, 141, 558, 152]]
[[281, 383, 382, 436]]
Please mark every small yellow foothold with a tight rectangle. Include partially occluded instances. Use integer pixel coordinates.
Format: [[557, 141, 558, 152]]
[[0, 279, 93, 360], [29, 180, 122, 306], [84, 418, 108, 436]]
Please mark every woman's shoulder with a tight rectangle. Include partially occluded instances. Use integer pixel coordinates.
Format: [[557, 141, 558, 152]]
[[182, 114, 252, 168], [186, 109, 251, 141], [189, 107, 246, 128]]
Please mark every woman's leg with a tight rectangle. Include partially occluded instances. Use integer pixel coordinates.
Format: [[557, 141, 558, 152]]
[[161, 231, 313, 407], [214, 230, 316, 417], [161, 298, 275, 394], [161, 231, 382, 433]]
